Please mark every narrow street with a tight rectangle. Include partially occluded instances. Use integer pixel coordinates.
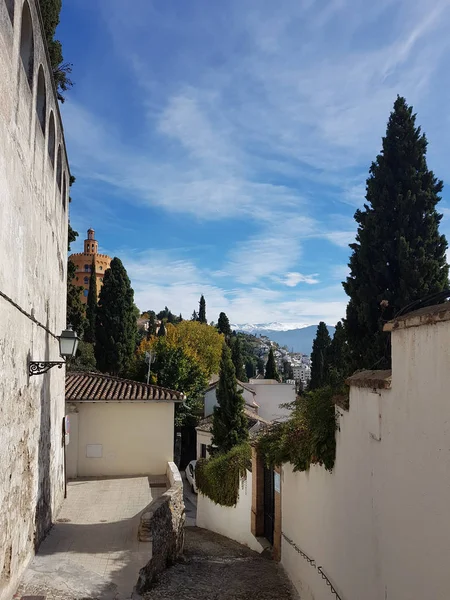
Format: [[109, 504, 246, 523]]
[[142, 527, 297, 600]]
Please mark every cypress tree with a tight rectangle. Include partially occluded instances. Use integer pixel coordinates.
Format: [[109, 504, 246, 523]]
[[211, 343, 248, 453], [146, 312, 157, 339], [66, 224, 85, 337], [95, 258, 136, 376], [38, 0, 73, 102], [309, 322, 331, 390], [327, 321, 349, 383], [158, 321, 166, 337], [231, 336, 247, 382], [344, 96, 448, 371], [84, 258, 97, 343], [217, 311, 232, 341], [257, 357, 265, 376], [191, 310, 198, 321], [198, 295, 207, 323], [264, 347, 280, 381]]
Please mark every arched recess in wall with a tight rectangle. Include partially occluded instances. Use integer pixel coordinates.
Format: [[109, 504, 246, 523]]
[[56, 145, 62, 190], [47, 111, 56, 168], [19, 1, 34, 88], [62, 173, 67, 210], [36, 66, 46, 133], [5, 0, 14, 23]]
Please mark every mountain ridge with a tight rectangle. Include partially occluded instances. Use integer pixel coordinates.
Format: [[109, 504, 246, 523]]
[[231, 323, 335, 354]]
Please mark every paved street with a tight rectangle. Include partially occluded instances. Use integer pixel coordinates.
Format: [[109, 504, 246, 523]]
[[15, 477, 166, 600], [142, 527, 297, 600], [182, 471, 197, 527]]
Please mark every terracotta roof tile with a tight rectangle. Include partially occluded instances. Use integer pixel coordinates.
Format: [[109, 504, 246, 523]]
[[66, 371, 185, 402]]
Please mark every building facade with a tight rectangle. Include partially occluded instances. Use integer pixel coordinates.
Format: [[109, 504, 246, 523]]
[[0, 2, 70, 598], [69, 228, 112, 304]]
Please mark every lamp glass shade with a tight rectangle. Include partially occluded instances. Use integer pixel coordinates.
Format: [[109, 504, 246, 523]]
[[59, 328, 79, 358]]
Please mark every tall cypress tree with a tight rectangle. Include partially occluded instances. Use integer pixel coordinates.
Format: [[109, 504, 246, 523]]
[[327, 321, 349, 384], [84, 258, 97, 343], [309, 322, 331, 390], [66, 224, 85, 337], [38, 0, 73, 101], [344, 96, 448, 371], [211, 343, 248, 453], [231, 336, 247, 382], [264, 347, 280, 381], [217, 311, 232, 341], [198, 295, 207, 324], [157, 321, 166, 337], [95, 258, 136, 376]]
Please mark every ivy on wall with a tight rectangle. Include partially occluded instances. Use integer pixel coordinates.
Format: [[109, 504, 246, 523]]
[[257, 386, 340, 472], [196, 443, 252, 507]]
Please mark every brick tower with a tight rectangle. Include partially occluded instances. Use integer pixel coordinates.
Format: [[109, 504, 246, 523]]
[[69, 228, 112, 304]]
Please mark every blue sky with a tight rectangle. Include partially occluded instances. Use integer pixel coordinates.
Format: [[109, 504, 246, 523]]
[[61, 0, 450, 326]]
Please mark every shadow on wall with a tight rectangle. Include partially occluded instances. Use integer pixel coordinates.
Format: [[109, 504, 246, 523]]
[[34, 315, 53, 549]]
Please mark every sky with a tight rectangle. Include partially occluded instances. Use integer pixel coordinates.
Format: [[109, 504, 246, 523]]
[[60, 0, 450, 327]]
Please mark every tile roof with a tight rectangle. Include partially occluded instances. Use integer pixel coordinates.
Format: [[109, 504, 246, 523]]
[[66, 371, 185, 402], [196, 409, 271, 433]]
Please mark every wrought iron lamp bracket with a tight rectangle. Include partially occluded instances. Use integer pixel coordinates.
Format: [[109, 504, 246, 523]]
[[29, 360, 66, 377]]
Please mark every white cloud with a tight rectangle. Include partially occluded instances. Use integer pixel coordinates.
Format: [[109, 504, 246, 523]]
[[282, 272, 319, 287]]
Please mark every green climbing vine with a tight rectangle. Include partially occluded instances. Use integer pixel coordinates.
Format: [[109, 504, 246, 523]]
[[257, 386, 340, 472], [196, 443, 252, 507]]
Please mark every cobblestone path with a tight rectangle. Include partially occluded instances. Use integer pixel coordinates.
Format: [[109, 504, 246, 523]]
[[142, 527, 297, 600]]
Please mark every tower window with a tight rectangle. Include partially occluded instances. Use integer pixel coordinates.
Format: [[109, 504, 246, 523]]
[[83, 289, 89, 297], [84, 276, 89, 284], [84, 264, 89, 272]]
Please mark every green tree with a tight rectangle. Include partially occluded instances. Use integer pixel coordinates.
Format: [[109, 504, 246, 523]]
[[191, 310, 198, 321], [245, 358, 256, 380], [327, 321, 349, 384], [198, 295, 207, 324], [66, 224, 85, 337], [38, 0, 73, 102], [95, 258, 136, 375], [344, 96, 449, 371], [217, 312, 232, 341], [231, 335, 247, 382], [309, 322, 331, 390], [84, 258, 97, 343], [264, 347, 280, 381], [257, 357, 265, 376], [68, 341, 97, 372], [211, 343, 248, 453], [158, 321, 166, 337], [146, 311, 157, 339]]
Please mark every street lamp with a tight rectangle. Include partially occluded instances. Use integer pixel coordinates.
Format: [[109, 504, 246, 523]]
[[29, 326, 79, 376]]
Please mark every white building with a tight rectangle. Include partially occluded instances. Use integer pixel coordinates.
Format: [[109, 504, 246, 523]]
[[0, 2, 70, 598], [292, 363, 311, 384]]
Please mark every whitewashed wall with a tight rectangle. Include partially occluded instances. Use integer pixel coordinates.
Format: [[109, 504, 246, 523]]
[[247, 382, 295, 421], [197, 471, 265, 553], [282, 315, 450, 600], [0, 2, 69, 599], [204, 385, 256, 417]]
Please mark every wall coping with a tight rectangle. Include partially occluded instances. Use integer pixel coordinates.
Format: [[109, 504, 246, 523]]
[[345, 370, 392, 389], [384, 303, 450, 332]]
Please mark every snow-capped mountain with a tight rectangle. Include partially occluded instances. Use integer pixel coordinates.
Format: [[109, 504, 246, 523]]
[[230, 322, 311, 333], [231, 323, 335, 354]]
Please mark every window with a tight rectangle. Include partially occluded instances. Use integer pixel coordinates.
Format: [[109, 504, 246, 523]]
[[56, 145, 62, 190], [84, 277, 89, 284], [99, 266, 103, 271], [201, 444, 207, 459], [36, 66, 46, 133], [47, 111, 55, 167], [19, 1, 34, 87], [62, 174, 67, 210], [83, 289, 89, 297], [6, 0, 14, 24], [84, 264, 89, 272]]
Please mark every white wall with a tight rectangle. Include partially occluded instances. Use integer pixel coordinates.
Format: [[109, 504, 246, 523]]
[[196, 429, 212, 460], [282, 317, 450, 600], [247, 382, 295, 421], [0, 2, 69, 598], [204, 385, 255, 417], [66, 402, 174, 477], [197, 471, 265, 553]]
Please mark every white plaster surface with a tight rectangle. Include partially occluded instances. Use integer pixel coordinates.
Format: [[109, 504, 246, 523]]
[[197, 470, 265, 553], [66, 402, 175, 478], [247, 381, 296, 421], [0, 2, 69, 598], [282, 318, 450, 600]]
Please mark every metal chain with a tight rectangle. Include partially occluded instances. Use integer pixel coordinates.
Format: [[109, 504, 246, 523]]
[[281, 533, 344, 600]]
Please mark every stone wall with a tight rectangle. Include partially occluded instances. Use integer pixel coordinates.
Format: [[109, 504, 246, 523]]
[[136, 463, 185, 593], [0, 2, 69, 599]]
